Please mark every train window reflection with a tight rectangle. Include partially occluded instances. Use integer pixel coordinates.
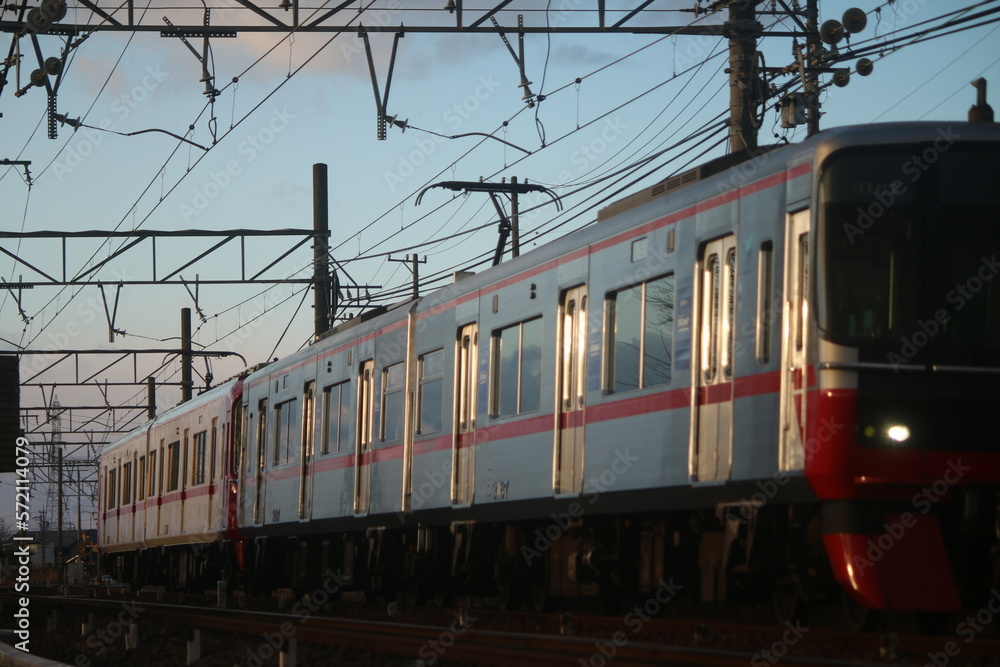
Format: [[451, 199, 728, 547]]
[[607, 274, 674, 392], [381, 362, 406, 442], [819, 147, 999, 363], [321, 381, 350, 454], [418, 349, 444, 434], [273, 399, 300, 466], [491, 317, 543, 418]]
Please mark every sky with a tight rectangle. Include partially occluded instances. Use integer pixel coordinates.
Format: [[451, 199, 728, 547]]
[[1, 0, 999, 531]]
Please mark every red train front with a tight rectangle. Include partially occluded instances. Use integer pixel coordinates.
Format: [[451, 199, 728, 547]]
[[805, 125, 1000, 618]]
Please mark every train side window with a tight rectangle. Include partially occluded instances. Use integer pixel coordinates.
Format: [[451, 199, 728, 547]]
[[182, 431, 190, 490], [138, 456, 146, 501], [167, 441, 180, 492], [274, 399, 300, 466], [106, 467, 116, 510], [756, 241, 774, 365], [322, 381, 350, 454], [123, 461, 132, 505], [210, 419, 218, 485], [381, 361, 406, 442], [417, 349, 444, 434], [490, 317, 542, 418], [606, 273, 675, 392], [705, 255, 721, 383], [796, 233, 809, 352], [148, 450, 157, 498], [302, 382, 315, 462], [722, 248, 737, 380], [233, 401, 245, 479], [194, 430, 208, 485]]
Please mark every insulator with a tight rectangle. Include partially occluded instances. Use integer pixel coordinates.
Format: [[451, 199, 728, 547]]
[[30, 69, 48, 87], [41, 0, 68, 22], [842, 8, 867, 34], [856, 58, 874, 77], [26, 8, 52, 33], [832, 69, 851, 88], [820, 19, 845, 45], [43, 56, 62, 76]]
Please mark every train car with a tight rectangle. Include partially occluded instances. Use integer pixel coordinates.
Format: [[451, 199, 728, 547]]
[[100, 377, 245, 588], [100, 119, 999, 626]]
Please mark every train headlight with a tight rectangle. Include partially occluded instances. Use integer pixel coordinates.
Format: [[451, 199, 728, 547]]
[[886, 424, 911, 443]]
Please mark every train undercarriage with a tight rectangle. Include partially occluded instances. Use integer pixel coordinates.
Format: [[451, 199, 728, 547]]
[[102, 489, 1000, 633]]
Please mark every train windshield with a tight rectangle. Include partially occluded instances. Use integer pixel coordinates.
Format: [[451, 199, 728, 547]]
[[817, 144, 1000, 365]]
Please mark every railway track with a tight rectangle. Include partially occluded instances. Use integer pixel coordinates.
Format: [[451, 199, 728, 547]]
[[12, 592, 999, 666]]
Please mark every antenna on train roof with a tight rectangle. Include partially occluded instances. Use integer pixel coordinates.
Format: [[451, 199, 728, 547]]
[[969, 79, 994, 123]]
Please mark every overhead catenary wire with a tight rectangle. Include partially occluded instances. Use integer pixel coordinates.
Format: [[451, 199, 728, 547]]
[[17, 0, 369, 350]]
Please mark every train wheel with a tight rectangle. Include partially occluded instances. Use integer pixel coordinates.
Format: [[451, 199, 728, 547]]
[[772, 572, 806, 625], [495, 551, 518, 611], [529, 557, 549, 613], [841, 590, 879, 631]]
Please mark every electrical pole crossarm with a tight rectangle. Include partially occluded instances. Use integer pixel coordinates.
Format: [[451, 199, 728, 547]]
[[415, 180, 562, 210]]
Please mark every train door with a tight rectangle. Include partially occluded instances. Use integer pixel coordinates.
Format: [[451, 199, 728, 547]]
[[208, 420, 218, 529], [452, 324, 477, 505], [234, 401, 246, 526], [253, 398, 267, 525], [129, 453, 137, 540], [780, 210, 810, 471], [555, 286, 587, 495], [695, 235, 736, 481], [299, 382, 315, 521], [355, 360, 375, 515]]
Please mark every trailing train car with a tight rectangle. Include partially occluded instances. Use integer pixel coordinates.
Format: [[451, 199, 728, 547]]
[[100, 120, 1000, 627], [100, 377, 245, 588]]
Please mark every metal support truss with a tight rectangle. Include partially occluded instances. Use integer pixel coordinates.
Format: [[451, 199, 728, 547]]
[[0, 228, 324, 286], [0, 2, 756, 36]]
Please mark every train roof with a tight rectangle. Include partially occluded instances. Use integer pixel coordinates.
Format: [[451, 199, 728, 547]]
[[102, 376, 241, 457], [244, 121, 1000, 391]]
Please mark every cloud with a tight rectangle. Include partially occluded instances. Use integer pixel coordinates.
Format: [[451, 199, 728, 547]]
[[551, 43, 618, 69]]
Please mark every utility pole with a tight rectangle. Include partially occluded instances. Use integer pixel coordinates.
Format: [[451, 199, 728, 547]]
[[147, 376, 156, 421], [805, 0, 821, 136], [727, 0, 761, 152], [313, 163, 332, 339], [76, 466, 82, 581], [181, 308, 193, 403], [57, 448, 63, 585], [389, 255, 427, 301], [509, 176, 521, 257]]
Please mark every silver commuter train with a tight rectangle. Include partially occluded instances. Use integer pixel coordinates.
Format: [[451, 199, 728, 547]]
[[101, 120, 1000, 623]]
